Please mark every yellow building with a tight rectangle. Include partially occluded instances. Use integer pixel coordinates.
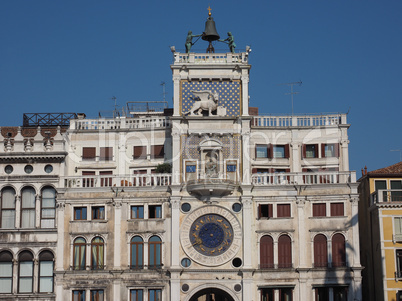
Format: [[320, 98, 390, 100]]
[[359, 161, 402, 301]]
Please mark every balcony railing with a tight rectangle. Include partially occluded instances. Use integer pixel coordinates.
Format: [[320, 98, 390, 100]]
[[70, 116, 170, 130], [252, 171, 355, 186], [371, 189, 402, 205], [63, 174, 171, 188], [173, 52, 249, 64], [252, 114, 346, 128]]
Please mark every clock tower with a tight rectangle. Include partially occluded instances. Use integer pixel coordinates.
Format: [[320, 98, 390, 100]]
[[169, 9, 253, 301]]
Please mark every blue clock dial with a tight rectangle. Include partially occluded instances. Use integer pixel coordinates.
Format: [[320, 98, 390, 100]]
[[189, 214, 233, 256]]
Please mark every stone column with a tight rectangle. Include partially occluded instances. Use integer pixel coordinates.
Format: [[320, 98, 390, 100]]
[[114, 201, 122, 269], [241, 125, 251, 185], [33, 258, 39, 293], [170, 197, 181, 268], [173, 74, 181, 116], [15, 195, 21, 228], [35, 194, 40, 228], [350, 197, 361, 267], [242, 196, 253, 268], [291, 142, 301, 173], [297, 198, 307, 268], [171, 132, 181, 185], [341, 136, 350, 172], [241, 72, 249, 116]]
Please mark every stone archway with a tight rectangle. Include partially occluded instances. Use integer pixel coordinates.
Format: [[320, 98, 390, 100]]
[[188, 287, 236, 301]]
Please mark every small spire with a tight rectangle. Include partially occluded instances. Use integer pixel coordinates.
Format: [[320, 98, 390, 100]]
[[207, 6, 212, 16]]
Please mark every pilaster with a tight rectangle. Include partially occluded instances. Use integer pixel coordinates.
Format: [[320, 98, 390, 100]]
[[241, 196, 253, 268]]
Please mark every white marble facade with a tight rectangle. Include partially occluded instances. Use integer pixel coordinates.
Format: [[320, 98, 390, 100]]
[[0, 49, 362, 301]]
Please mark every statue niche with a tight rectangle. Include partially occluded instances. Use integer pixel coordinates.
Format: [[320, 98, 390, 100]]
[[185, 90, 219, 116], [205, 151, 219, 178]]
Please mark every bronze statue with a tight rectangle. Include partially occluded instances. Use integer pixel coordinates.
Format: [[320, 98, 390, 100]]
[[185, 31, 202, 53], [220, 32, 236, 53]]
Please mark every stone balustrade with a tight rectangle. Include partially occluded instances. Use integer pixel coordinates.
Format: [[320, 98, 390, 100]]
[[62, 173, 172, 188], [70, 116, 170, 130], [252, 171, 356, 186], [252, 114, 347, 127], [173, 52, 249, 64]]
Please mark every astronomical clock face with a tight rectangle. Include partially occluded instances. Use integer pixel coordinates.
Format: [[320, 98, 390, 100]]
[[180, 206, 242, 266], [190, 214, 233, 257]]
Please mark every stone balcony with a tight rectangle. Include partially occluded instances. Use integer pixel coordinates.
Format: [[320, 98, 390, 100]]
[[252, 113, 348, 128], [70, 116, 171, 131], [172, 51, 250, 65], [252, 171, 356, 186]]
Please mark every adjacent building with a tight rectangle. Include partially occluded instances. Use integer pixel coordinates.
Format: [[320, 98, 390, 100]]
[[358, 161, 402, 301], [0, 14, 362, 301]]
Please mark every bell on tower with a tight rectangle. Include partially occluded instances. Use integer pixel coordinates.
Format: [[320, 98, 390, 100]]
[[201, 6, 220, 53]]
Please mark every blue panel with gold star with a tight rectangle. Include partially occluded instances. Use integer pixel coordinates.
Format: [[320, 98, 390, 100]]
[[181, 80, 241, 117]]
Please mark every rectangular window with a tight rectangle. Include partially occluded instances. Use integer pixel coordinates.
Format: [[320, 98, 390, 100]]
[[398, 290, 402, 301], [277, 204, 291, 218], [73, 290, 86, 301], [280, 288, 293, 301], [100, 147, 113, 161], [92, 207, 105, 220], [391, 180, 402, 202], [41, 188, 56, 228], [273, 145, 285, 158], [39, 261, 53, 293], [313, 203, 326, 217], [0, 262, 12, 293], [333, 287, 348, 301], [397, 250, 402, 278], [322, 143, 339, 158], [19, 261, 33, 293], [330, 203, 344, 216], [74, 207, 87, 220], [131, 206, 144, 219], [260, 288, 274, 301], [258, 204, 273, 219], [90, 289, 104, 301], [149, 289, 162, 301], [256, 145, 268, 158], [314, 287, 329, 301], [149, 205, 162, 219], [133, 146, 147, 159], [395, 217, 402, 236], [131, 289, 144, 301], [303, 144, 318, 158], [82, 147, 96, 160], [151, 145, 164, 159]]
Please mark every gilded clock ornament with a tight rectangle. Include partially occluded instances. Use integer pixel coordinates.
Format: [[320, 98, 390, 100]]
[[180, 205, 242, 266]]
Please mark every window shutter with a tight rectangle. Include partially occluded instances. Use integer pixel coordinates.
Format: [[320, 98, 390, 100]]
[[302, 144, 306, 158], [252, 168, 257, 174], [284, 144, 290, 158], [260, 236, 274, 268], [133, 146, 146, 159], [268, 204, 273, 218], [334, 143, 340, 158], [100, 147, 112, 160], [332, 234, 346, 267], [314, 234, 328, 267], [313, 203, 326, 217], [277, 204, 290, 217], [151, 145, 164, 159], [314, 144, 319, 158], [395, 218, 402, 235], [258, 204, 262, 218], [321, 144, 326, 158], [82, 147, 96, 159], [267, 144, 273, 159], [330, 203, 344, 216]]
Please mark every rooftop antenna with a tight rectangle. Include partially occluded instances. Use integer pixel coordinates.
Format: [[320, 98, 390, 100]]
[[111, 96, 118, 118], [278, 81, 302, 115], [161, 82, 166, 102], [390, 149, 402, 161]]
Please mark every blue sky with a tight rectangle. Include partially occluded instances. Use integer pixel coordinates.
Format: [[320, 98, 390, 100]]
[[1, 1, 401, 173]]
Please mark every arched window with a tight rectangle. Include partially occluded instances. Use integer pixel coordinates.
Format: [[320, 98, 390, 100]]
[[41, 187, 56, 228], [314, 234, 328, 267], [73, 237, 86, 270], [260, 235, 274, 269], [278, 235, 292, 268], [39, 251, 54, 293], [1, 187, 16, 229], [91, 237, 104, 270], [148, 236, 162, 269], [21, 187, 36, 228], [0, 251, 13, 293], [332, 233, 346, 267], [18, 251, 33, 293], [130, 236, 144, 269]]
